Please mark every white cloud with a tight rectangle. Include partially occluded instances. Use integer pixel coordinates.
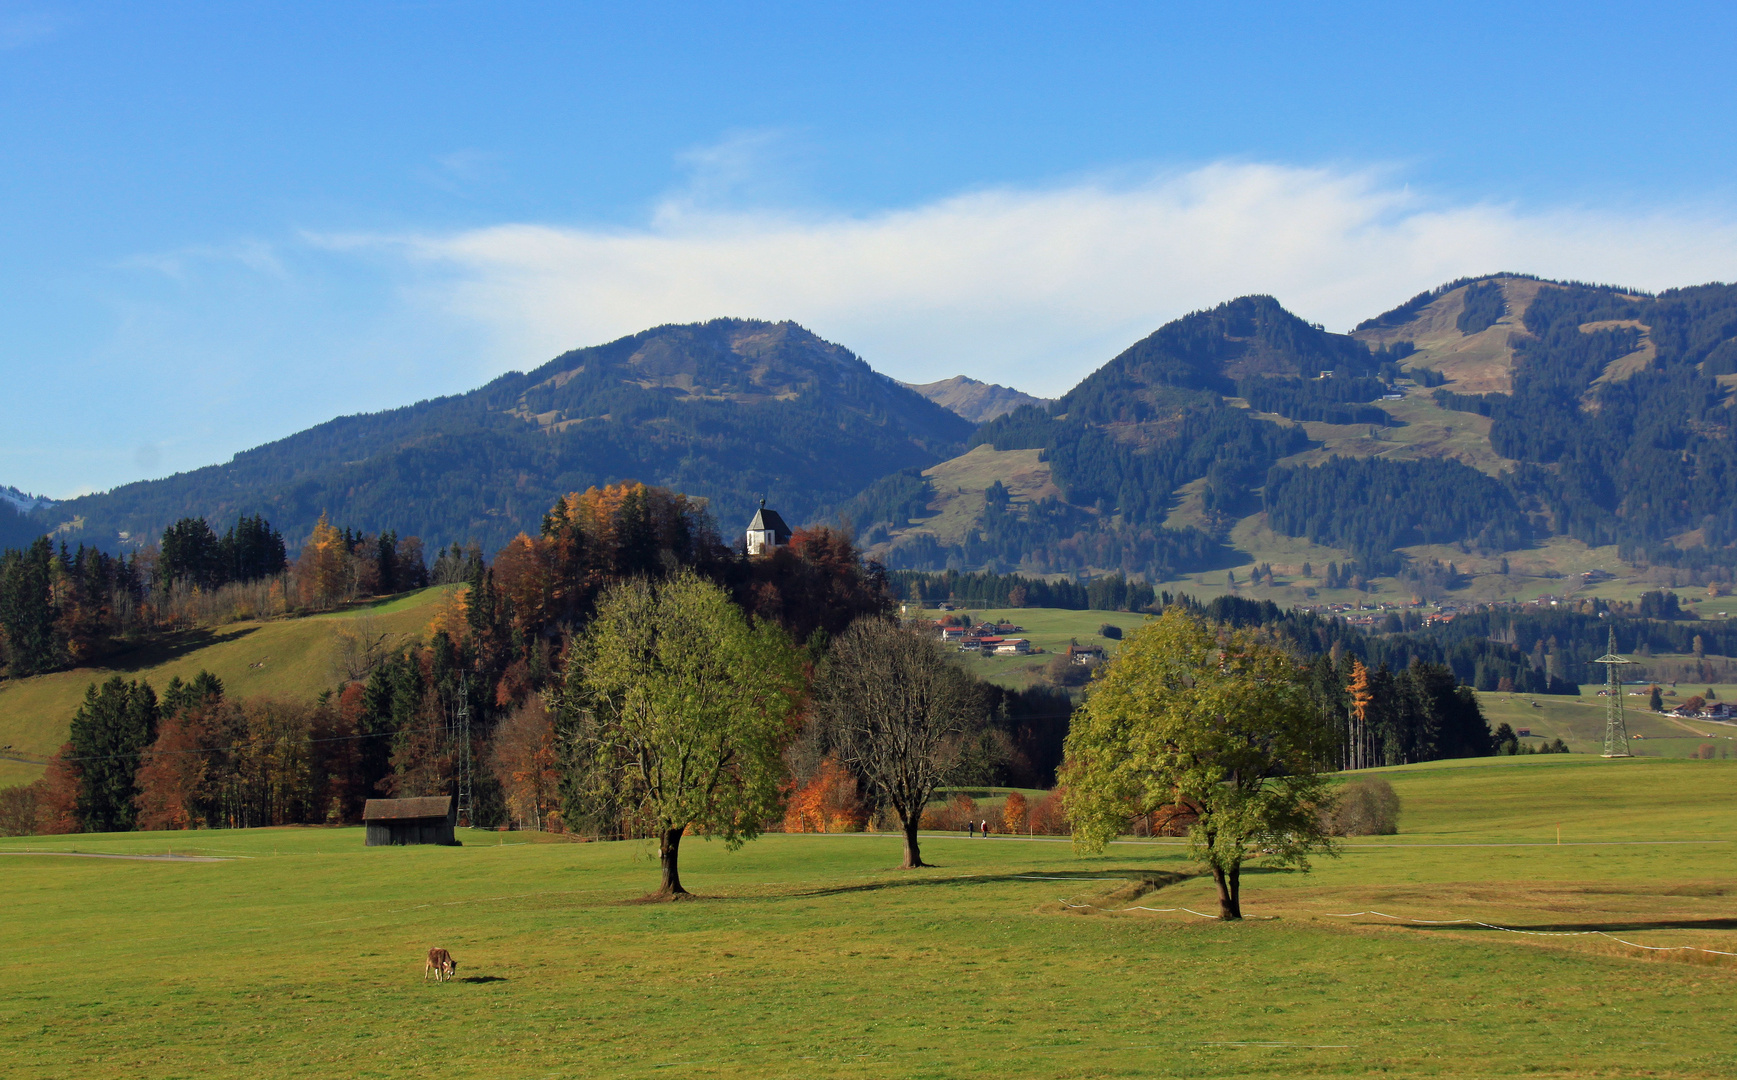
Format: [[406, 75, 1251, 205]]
[[323, 162, 1737, 397]]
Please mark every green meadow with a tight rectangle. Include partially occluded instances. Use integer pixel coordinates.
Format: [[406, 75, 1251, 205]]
[[4, 755, 1736, 1079], [0, 587, 457, 787]]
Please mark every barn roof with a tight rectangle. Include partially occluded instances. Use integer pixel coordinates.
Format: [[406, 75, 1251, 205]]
[[363, 796, 453, 821]]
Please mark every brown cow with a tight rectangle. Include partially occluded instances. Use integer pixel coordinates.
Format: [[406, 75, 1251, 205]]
[[424, 947, 457, 982]]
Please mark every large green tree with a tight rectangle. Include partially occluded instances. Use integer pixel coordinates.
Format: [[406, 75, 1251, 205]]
[[1062, 607, 1337, 919], [555, 571, 803, 896]]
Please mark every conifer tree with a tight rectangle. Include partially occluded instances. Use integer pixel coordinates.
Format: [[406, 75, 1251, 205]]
[[1347, 659, 1375, 770], [0, 537, 60, 676], [68, 676, 158, 832]]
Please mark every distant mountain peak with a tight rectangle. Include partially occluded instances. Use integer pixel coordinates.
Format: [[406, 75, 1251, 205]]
[[901, 375, 1051, 424], [0, 485, 54, 515]]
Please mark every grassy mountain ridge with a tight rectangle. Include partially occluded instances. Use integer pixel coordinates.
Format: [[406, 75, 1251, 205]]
[[35, 319, 973, 554]]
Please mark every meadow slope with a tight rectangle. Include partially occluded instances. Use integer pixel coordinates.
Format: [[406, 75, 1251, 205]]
[[0, 587, 456, 786]]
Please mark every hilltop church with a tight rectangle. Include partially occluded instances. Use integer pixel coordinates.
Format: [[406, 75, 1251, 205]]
[[746, 500, 791, 555]]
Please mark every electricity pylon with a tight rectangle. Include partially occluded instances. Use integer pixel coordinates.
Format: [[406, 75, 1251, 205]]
[[455, 673, 475, 827], [1591, 629, 1635, 758]]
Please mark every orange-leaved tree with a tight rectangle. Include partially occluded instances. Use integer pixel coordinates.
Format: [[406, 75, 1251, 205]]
[[1347, 658, 1374, 771], [782, 756, 866, 833]]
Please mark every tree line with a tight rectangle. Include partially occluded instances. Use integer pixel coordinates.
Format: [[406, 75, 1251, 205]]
[[887, 567, 1158, 612], [0, 515, 430, 680]]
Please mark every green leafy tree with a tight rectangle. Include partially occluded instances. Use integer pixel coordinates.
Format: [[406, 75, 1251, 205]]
[[68, 676, 159, 832], [555, 571, 802, 896], [1062, 608, 1337, 919]]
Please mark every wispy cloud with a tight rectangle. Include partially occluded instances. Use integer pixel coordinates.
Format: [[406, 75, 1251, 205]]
[[116, 238, 287, 282], [318, 162, 1737, 396]]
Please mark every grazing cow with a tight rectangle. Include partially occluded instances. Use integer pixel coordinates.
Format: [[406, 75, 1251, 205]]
[[425, 947, 457, 982]]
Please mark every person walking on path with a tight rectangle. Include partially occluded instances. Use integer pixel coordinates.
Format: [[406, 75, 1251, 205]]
[[980, 819, 989, 837], [967, 820, 975, 838]]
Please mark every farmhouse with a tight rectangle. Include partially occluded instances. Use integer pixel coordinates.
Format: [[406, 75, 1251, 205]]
[[1067, 644, 1106, 666], [993, 638, 1030, 655], [363, 796, 457, 846], [746, 500, 792, 555]]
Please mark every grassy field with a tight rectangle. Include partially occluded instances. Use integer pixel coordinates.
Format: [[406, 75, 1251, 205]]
[[1477, 688, 1737, 758], [4, 755, 1737, 1078], [0, 587, 456, 786], [920, 606, 1155, 690]]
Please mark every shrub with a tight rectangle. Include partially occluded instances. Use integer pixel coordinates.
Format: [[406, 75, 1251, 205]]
[[919, 792, 978, 831], [1326, 777, 1400, 836], [1043, 653, 1090, 688], [0, 780, 45, 836], [1098, 623, 1123, 640], [1025, 789, 1071, 835]]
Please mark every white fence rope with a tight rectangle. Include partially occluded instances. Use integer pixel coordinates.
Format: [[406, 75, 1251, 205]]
[[1058, 897, 1221, 919], [1325, 910, 1737, 956]]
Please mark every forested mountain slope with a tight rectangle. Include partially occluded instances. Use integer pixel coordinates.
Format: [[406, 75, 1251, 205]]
[[851, 295, 1427, 579], [854, 278, 1737, 597], [37, 320, 973, 553], [1341, 276, 1737, 562]]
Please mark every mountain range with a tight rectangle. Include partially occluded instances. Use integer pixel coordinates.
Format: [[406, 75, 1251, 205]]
[[16, 274, 1737, 602]]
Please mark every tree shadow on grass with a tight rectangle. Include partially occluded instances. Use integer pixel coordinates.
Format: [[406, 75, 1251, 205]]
[[459, 975, 508, 984], [763, 867, 1194, 901], [98, 626, 262, 674], [1407, 917, 1737, 934]]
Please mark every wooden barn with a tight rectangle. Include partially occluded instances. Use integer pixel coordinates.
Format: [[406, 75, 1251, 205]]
[[363, 796, 457, 846]]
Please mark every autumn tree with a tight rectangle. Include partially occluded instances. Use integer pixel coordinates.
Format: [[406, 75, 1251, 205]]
[[488, 698, 562, 831], [811, 616, 988, 868], [782, 757, 865, 833], [1347, 658, 1374, 771], [738, 526, 893, 644], [135, 673, 226, 830], [295, 513, 350, 610], [1002, 790, 1029, 834], [1062, 607, 1337, 920], [555, 572, 802, 896]]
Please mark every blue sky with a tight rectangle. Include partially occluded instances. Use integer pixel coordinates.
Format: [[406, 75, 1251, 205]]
[[4, 1, 1737, 498]]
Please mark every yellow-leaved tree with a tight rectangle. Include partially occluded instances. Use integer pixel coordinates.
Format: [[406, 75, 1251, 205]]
[[1061, 607, 1337, 920]]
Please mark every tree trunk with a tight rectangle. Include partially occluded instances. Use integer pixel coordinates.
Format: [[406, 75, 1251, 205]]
[[658, 826, 687, 896], [1211, 862, 1242, 920], [900, 809, 928, 868]]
